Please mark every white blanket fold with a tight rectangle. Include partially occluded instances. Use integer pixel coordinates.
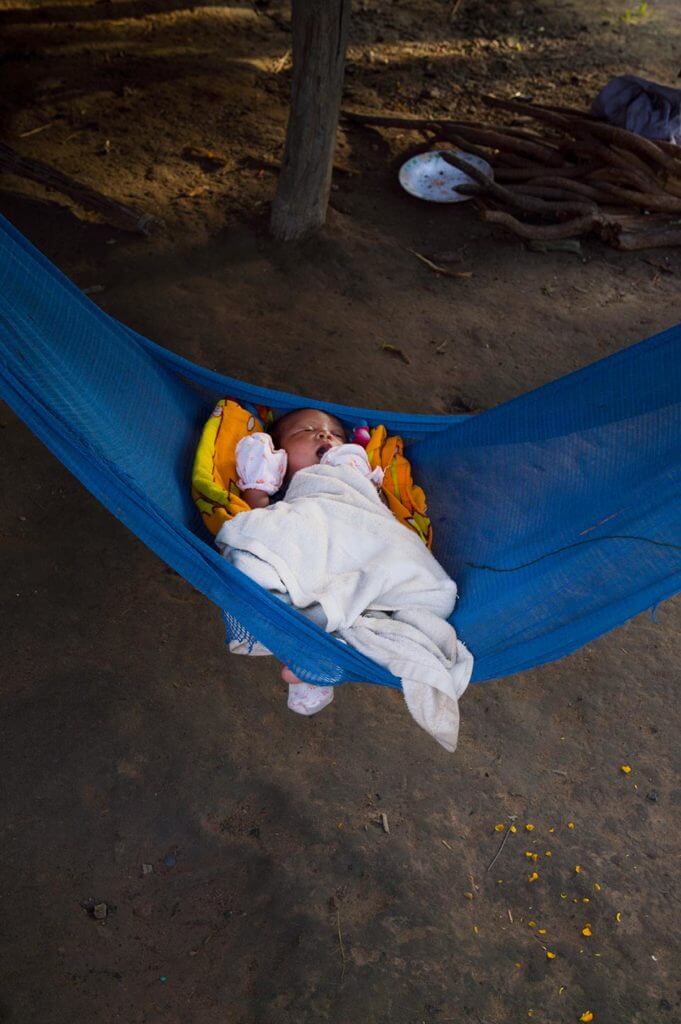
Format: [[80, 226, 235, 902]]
[[215, 464, 473, 751]]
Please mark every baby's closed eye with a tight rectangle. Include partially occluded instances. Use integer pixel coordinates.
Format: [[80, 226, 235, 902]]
[[298, 426, 344, 438]]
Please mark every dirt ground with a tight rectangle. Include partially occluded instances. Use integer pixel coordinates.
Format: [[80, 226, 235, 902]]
[[1, 0, 681, 1022]]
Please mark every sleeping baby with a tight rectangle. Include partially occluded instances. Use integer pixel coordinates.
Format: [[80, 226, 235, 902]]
[[215, 407, 473, 751]]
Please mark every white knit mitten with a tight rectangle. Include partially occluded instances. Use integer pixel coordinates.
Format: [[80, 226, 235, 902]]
[[235, 433, 287, 495], [321, 443, 384, 486]]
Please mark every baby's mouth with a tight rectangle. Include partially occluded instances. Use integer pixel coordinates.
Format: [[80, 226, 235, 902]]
[[316, 443, 332, 459]]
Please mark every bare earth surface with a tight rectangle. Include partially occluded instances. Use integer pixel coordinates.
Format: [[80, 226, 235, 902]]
[[1, 1, 681, 1022]]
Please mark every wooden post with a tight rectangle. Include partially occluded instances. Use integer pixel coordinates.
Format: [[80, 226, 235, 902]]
[[270, 0, 351, 241]]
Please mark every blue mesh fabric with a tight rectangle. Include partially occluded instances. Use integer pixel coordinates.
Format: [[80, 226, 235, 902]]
[[222, 611, 258, 654], [1, 213, 679, 688]]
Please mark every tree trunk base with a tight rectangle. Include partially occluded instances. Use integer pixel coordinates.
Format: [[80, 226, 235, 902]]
[[270, 0, 351, 242]]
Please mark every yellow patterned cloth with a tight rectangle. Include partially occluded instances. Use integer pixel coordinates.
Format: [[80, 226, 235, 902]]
[[191, 399, 263, 536], [192, 402, 432, 546], [366, 426, 433, 548]]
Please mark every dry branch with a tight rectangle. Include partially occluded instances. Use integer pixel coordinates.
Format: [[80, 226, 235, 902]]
[[345, 110, 562, 166], [574, 118, 677, 175], [610, 144, 665, 180], [482, 208, 605, 240], [497, 124, 563, 144], [523, 176, 612, 202], [584, 180, 681, 212], [506, 184, 602, 203], [440, 151, 595, 217], [611, 224, 681, 250], [0, 142, 156, 234], [342, 109, 441, 131], [481, 95, 570, 128], [589, 165, 665, 194], [441, 124, 562, 165], [558, 136, 634, 174], [437, 132, 499, 163], [654, 139, 681, 160], [494, 164, 593, 182]]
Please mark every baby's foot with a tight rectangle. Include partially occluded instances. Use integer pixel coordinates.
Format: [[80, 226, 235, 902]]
[[282, 666, 334, 716], [287, 682, 335, 716]]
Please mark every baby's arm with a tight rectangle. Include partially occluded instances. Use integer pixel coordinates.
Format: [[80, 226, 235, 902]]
[[241, 487, 271, 509], [236, 433, 287, 509]]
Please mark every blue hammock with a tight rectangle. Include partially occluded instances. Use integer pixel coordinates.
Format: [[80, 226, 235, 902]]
[[1, 212, 680, 687]]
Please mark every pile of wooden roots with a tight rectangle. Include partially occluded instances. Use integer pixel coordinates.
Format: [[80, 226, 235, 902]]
[[345, 97, 681, 251]]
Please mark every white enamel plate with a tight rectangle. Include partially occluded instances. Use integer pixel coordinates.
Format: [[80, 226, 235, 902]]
[[398, 149, 493, 203]]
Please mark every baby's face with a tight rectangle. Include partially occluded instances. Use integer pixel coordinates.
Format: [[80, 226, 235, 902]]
[[277, 409, 346, 477]]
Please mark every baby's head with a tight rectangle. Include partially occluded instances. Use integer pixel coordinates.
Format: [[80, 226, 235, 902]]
[[271, 408, 346, 478]]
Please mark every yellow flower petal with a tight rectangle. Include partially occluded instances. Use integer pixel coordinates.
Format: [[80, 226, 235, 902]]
[[615, 911, 622, 923], [528, 920, 537, 928], [546, 950, 557, 960], [537, 928, 547, 935], [515, 962, 522, 968], [525, 851, 535, 859], [473, 925, 479, 934], [560, 893, 567, 899], [582, 897, 590, 903], [525, 824, 535, 832], [510, 825, 518, 833], [594, 883, 601, 892], [548, 826, 556, 833], [464, 891, 474, 900], [582, 925, 592, 937], [620, 765, 632, 774], [495, 823, 505, 832], [545, 850, 552, 857], [579, 1013, 594, 1023], [528, 872, 539, 882], [532, 853, 539, 862], [575, 865, 582, 873], [567, 822, 575, 830]]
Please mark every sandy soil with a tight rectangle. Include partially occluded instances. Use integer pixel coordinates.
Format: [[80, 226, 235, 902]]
[[1, 1, 681, 1022]]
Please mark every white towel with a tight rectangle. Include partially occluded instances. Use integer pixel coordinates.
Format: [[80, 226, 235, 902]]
[[216, 463, 473, 751]]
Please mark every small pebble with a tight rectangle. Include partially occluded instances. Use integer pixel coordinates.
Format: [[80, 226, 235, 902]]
[[93, 902, 107, 920]]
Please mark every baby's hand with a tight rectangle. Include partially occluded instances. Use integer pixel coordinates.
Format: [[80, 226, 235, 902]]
[[320, 443, 384, 487], [236, 433, 287, 503]]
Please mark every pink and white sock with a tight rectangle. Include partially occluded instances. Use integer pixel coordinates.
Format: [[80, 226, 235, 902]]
[[287, 682, 335, 716]]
